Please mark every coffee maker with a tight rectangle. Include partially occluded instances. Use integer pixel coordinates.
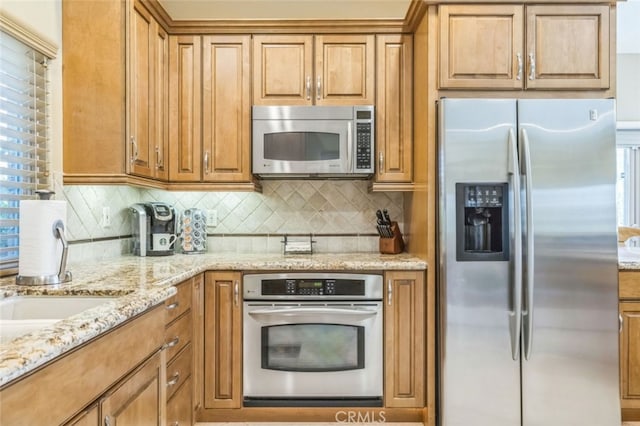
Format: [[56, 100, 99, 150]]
[[130, 202, 176, 256]]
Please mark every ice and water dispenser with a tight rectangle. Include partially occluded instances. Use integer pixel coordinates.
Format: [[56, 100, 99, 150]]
[[456, 183, 509, 261]]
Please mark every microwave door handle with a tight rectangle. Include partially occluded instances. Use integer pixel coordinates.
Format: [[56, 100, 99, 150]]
[[347, 121, 353, 173]]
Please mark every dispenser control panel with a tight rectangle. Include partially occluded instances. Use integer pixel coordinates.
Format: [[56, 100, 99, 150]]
[[463, 185, 504, 208]]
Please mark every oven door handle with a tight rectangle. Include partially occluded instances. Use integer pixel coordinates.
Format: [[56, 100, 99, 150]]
[[247, 307, 379, 318]]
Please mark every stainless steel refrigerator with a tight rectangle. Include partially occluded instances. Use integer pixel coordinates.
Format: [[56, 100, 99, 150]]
[[437, 98, 620, 426]]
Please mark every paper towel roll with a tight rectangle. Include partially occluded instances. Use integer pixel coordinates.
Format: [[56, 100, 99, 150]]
[[18, 200, 67, 277]]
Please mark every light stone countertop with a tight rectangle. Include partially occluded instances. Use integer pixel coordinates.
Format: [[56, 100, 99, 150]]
[[0, 252, 427, 387]]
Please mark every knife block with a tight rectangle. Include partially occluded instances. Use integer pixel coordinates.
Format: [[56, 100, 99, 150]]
[[379, 222, 404, 254]]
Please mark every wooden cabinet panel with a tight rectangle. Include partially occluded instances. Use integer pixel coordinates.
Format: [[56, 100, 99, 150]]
[[253, 35, 313, 105], [169, 35, 202, 182], [165, 278, 193, 324], [440, 5, 524, 89], [204, 271, 242, 409], [202, 36, 252, 182], [165, 309, 192, 362], [439, 4, 611, 91], [253, 34, 374, 105], [314, 35, 375, 105], [384, 270, 425, 408], [167, 376, 193, 426], [66, 406, 99, 426], [621, 302, 640, 408], [101, 349, 165, 426], [375, 34, 413, 184], [166, 344, 193, 401], [526, 5, 609, 89], [154, 21, 169, 181], [192, 274, 205, 415]]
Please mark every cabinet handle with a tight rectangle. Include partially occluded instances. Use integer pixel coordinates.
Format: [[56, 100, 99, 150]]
[[130, 136, 138, 163], [204, 151, 210, 174], [378, 151, 384, 173], [306, 76, 311, 100], [164, 336, 179, 349], [104, 415, 111, 426], [316, 76, 321, 101], [171, 422, 179, 426], [516, 53, 523, 81], [387, 279, 392, 306], [528, 53, 536, 81], [155, 145, 163, 169], [166, 301, 179, 310], [234, 280, 239, 307], [167, 372, 180, 387]]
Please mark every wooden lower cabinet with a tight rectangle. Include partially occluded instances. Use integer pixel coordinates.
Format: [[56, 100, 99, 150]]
[[0, 305, 165, 426], [101, 349, 166, 425], [203, 271, 242, 409], [384, 270, 425, 408], [168, 376, 193, 426], [620, 270, 640, 421]]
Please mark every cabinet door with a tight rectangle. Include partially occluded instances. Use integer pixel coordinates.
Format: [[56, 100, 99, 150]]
[[620, 302, 640, 410], [192, 274, 204, 416], [204, 271, 242, 409], [101, 349, 165, 426], [525, 5, 610, 89], [202, 36, 251, 182], [167, 376, 193, 426], [375, 34, 413, 184], [169, 35, 202, 181], [384, 270, 425, 408], [65, 406, 99, 426], [129, 1, 155, 179], [314, 35, 375, 105], [153, 21, 169, 181], [253, 35, 313, 105], [439, 5, 524, 89]]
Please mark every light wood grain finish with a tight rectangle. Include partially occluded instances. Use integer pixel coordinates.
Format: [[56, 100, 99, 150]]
[[384, 270, 425, 408], [165, 308, 192, 361], [204, 271, 242, 409], [65, 406, 99, 426], [621, 302, 640, 411], [314, 34, 375, 105], [202, 35, 252, 182], [440, 5, 524, 89], [101, 349, 165, 426], [621, 272, 640, 300], [62, 0, 126, 178], [166, 344, 193, 401], [168, 376, 194, 426], [169, 35, 202, 181], [525, 5, 610, 89], [0, 306, 164, 425], [252, 35, 313, 105], [193, 274, 205, 416], [166, 277, 193, 323], [375, 34, 413, 184], [154, 16, 170, 181]]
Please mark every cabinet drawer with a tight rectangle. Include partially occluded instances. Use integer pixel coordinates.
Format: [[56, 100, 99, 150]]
[[167, 344, 192, 401], [165, 310, 192, 362], [166, 280, 192, 325], [167, 376, 193, 426]]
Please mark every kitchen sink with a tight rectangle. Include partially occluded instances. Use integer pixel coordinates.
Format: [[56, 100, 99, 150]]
[[0, 296, 118, 344]]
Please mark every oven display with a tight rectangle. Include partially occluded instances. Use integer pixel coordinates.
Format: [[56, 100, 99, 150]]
[[260, 278, 365, 296]]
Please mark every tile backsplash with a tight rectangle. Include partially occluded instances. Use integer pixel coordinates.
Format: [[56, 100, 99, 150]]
[[61, 181, 403, 261]]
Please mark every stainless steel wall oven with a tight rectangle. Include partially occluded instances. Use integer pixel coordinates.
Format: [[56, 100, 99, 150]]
[[243, 272, 383, 407]]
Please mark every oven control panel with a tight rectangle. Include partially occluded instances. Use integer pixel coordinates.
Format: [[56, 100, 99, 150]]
[[243, 273, 383, 300]]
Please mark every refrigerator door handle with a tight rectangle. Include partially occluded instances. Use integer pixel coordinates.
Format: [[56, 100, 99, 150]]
[[521, 127, 535, 360], [508, 127, 523, 361]]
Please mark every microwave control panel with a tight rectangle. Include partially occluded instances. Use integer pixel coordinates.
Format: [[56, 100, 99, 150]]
[[354, 107, 374, 172]]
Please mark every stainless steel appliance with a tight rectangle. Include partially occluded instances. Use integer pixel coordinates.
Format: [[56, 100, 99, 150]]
[[130, 202, 176, 256], [438, 98, 620, 426], [243, 272, 383, 407], [252, 105, 374, 177]]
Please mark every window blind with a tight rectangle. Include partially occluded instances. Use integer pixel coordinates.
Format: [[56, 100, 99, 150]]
[[0, 29, 51, 276]]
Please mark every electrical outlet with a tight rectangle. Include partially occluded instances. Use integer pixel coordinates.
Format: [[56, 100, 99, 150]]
[[101, 206, 111, 228], [206, 209, 218, 227]]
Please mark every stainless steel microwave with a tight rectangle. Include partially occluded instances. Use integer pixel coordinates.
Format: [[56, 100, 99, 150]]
[[252, 105, 374, 178]]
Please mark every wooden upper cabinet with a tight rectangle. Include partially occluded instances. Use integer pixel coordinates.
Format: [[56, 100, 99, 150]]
[[129, 0, 168, 180], [525, 5, 610, 90], [169, 35, 202, 182], [440, 5, 524, 90], [253, 34, 374, 105], [439, 4, 611, 90], [202, 36, 252, 182], [375, 34, 413, 185]]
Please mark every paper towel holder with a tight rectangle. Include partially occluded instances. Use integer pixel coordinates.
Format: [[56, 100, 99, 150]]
[[16, 192, 73, 286]]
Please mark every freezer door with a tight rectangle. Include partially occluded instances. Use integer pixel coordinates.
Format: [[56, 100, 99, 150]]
[[438, 99, 521, 426], [518, 99, 620, 426]]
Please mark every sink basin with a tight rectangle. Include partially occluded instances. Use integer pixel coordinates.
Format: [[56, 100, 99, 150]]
[[0, 296, 118, 344]]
